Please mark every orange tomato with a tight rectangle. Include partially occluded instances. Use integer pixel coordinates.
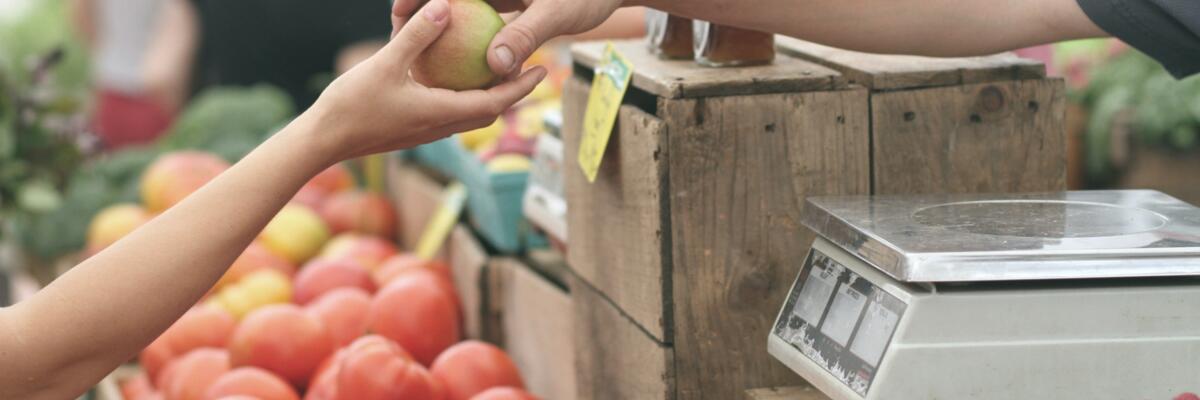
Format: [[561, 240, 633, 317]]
[[368, 275, 461, 366], [203, 367, 300, 400], [431, 341, 524, 400]]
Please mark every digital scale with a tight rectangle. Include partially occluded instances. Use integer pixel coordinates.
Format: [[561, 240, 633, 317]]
[[769, 190, 1200, 399]]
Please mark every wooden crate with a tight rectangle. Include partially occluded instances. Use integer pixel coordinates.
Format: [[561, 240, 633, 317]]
[[489, 257, 576, 399], [563, 39, 1065, 399], [776, 37, 1067, 194], [386, 157, 493, 340]]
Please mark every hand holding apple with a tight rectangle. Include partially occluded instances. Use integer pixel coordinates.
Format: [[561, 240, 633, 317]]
[[304, 0, 546, 164]]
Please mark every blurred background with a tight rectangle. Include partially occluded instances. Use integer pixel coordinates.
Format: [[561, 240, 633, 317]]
[[0, 0, 1197, 281]]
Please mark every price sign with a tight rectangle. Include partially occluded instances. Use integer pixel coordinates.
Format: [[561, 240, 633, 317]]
[[578, 43, 633, 183]]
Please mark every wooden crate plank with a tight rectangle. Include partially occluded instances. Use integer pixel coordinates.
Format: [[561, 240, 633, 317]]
[[776, 37, 1044, 90], [446, 225, 490, 340], [385, 157, 448, 255], [493, 258, 577, 400], [745, 386, 830, 400], [871, 79, 1067, 194], [662, 88, 871, 399], [572, 40, 844, 99], [563, 77, 672, 342], [571, 273, 675, 400]]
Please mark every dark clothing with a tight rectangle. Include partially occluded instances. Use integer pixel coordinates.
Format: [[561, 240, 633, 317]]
[[190, 0, 391, 110], [1077, 0, 1200, 78]]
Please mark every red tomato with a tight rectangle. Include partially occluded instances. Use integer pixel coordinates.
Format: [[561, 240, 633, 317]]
[[469, 387, 540, 400], [304, 352, 342, 400], [163, 348, 232, 400], [203, 367, 300, 400], [228, 304, 334, 388], [336, 335, 442, 400], [373, 255, 456, 297], [293, 259, 376, 305], [431, 341, 524, 400], [367, 275, 461, 365], [304, 287, 372, 347]]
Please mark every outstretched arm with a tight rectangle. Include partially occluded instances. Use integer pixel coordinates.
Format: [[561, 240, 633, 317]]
[[0, 1, 545, 398], [394, 0, 1108, 77], [643, 0, 1105, 57]]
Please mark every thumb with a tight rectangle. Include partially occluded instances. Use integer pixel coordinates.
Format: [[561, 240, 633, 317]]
[[382, 0, 450, 67], [487, 7, 557, 76]]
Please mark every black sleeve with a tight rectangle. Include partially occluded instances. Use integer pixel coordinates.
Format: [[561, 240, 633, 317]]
[[335, 0, 393, 46], [1076, 0, 1200, 79]]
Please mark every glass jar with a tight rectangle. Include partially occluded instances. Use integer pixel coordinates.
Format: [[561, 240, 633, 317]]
[[693, 20, 775, 67], [647, 10, 694, 60]]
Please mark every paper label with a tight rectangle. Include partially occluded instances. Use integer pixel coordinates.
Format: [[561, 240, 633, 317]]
[[578, 43, 633, 183], [415, 182, 467, 260]]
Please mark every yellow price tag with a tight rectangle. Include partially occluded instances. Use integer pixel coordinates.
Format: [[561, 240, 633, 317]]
[[415, 182, 467, 260], [578, 43, 634, 183]]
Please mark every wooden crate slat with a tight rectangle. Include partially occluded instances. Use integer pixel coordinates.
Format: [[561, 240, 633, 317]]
[[572, 40, 845, 99], [871, 79, 1067, 194], [776, 36, 1045, 90], [492, 258, 577, 400], [564, 78, 673, 341], [571, 273, 675, 399], [662, 88, 871, 399], [447, 225, 490, 340]]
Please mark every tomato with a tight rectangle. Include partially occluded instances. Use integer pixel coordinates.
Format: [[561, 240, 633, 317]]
[[293, 259, 376, 305], [469, 387, 539, 400], [203, 367, 300, 400], [304, 287, 372, 347], [141, 304, 236, 381], [163, 348, 232, 400], [228, 304, 334, 388], [373, 255, 456, 299], [336, 335, 443, 400], [139, 334, 175, 384], [430, 341, 524, 400], [367, 275, 461, 366]]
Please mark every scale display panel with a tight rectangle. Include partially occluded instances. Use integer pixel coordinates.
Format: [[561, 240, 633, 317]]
[[774, 249, 906, 397]]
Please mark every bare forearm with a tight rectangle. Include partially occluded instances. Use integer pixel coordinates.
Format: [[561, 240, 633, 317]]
[[2, 115, 335, 399], [636, 0, 1105, 56]]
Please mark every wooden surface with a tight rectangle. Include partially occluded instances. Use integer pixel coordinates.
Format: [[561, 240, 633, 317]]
[[745, 386, 831, 400], [571, 272, 675, 400], [662, 88, 871, 399], [447, 225, 490, 340], [386, 157, 448, 256], [492, 258, 577, 400], [563, 78, 673, 342], [776, 37, 1045, 90], [572, 40, 844, 99], [872, 79, 1067, 194]]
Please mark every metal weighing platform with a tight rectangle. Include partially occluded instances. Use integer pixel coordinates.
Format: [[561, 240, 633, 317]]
[[769, 190, 1200, 399]]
